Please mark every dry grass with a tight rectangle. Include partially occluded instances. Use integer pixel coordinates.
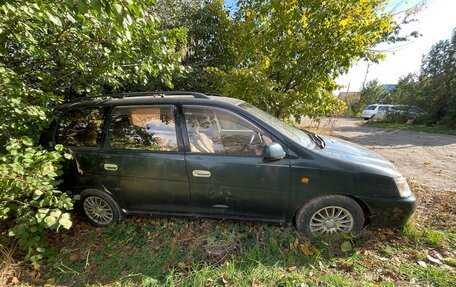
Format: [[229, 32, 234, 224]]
[[0, 243, 20, 286], [297, 117, 340, 136], [411, 181, 456, 230]]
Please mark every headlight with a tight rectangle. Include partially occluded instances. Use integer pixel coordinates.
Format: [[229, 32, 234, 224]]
[[395, 177, 412, 197]]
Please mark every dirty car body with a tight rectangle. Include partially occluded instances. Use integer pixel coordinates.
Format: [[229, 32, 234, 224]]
[[40, 92, 416, 236]]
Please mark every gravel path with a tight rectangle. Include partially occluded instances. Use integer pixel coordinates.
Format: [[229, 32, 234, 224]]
[[310, 117, 456, 192], [334, 118, 456, 191]]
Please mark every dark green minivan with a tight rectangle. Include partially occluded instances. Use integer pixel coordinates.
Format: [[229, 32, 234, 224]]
[[40, 92, 416, 237]]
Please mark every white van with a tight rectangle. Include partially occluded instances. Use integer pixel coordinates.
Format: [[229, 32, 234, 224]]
[[361, 104, 392, 120]]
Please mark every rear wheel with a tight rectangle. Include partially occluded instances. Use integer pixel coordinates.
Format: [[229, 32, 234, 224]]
[[80, 189, 123, 227], [295, 195, 364, 238]]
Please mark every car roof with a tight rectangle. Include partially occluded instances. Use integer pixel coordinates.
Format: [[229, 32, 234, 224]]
[[53, 92, 245, 112]]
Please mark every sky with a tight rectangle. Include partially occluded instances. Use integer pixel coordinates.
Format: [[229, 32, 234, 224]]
[[336, 0, 456, 93], [224, 0, 456, 94]]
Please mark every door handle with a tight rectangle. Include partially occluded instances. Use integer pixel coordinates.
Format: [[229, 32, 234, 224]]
[[192, 170, 211, 177], [104, 163, 118, 171]]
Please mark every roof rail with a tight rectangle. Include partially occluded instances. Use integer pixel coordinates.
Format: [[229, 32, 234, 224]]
[[111, 91, 211, 99], [205, 92, 223, 97], [62, 91, 211, 105]]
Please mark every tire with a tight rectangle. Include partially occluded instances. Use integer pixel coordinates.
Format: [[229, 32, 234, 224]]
[[80, 189, 123, 227], [295, 195, 364, 238]]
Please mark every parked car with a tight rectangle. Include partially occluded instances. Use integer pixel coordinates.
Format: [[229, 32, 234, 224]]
[[40, 92, 416, 238], [361, 104, 393, 120], [387, 105, 426, 119]]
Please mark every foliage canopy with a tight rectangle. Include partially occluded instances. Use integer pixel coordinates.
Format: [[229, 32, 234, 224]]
[[208, 0, 395, 119]]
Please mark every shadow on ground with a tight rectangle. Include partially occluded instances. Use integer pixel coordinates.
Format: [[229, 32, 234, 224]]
[[332, 119, 456, 147]]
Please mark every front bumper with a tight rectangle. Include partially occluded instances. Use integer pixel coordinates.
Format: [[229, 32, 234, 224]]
[[361, 193, 416, 228]]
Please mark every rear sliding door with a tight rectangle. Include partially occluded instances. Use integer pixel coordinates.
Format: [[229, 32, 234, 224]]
[[97, 105, 191, 214]]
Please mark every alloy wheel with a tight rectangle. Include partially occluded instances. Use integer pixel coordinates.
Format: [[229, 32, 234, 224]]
[[83, 196, 114, 225], [309, 206, 354, 235]]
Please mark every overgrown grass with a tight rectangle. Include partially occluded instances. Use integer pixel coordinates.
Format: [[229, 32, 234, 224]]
[[365, 122, 456, 136], [1, 182, 455, 286]]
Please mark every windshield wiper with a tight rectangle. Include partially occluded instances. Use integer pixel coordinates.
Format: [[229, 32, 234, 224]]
[[302, 129, 325, 149], [315, 134, 326, 148]]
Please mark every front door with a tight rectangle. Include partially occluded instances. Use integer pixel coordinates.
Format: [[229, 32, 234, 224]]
[[97, 105, 191, 214], [182, 105, 291, 222]]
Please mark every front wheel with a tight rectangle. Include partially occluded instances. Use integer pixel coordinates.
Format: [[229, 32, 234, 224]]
[[295, 195, 365, 238]]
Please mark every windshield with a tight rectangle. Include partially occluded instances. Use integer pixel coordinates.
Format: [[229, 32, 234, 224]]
[[238, 102, 314, 148]]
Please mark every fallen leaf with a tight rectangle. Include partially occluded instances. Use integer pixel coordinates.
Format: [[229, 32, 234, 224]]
[[69, 253, 78, 262], [427, 255, 442, 265], [336, 260, 354, 272], [418, 260, 427, 268], [340, 241, 352, 252], [9, 276, 19, 285], [287, 266, 297, 272], [44, 277, 55, 287], [221, 276, 229, 287]]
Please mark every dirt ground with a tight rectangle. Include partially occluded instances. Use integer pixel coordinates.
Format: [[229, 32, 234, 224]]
[[305, 117, 456, 192]]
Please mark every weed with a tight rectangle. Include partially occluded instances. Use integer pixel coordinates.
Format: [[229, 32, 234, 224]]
[[425, 228, 445, 246]]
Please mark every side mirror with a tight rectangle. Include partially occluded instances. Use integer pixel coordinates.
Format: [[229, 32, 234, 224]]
[[263, 143, 286, 161]]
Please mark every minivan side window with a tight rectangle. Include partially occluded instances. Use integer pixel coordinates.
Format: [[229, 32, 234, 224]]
[[108, 106, 178, 152], [183, 106, 272, 155], [56, 108, 105, 147]]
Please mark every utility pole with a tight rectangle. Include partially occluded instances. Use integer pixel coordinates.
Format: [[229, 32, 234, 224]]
[[362, 63, 370, 89]]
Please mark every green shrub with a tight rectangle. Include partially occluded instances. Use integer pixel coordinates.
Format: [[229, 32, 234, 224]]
[[383, 112, 410, 124], [0, 138, 74, 267]]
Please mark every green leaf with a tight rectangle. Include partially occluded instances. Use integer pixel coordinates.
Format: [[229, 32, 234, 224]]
[[44, 215, 57, 227], [341, 241, 353, 252], [46, 12, 62, 26], [58, 216, 72, 229], [113, 4, 122, 15]]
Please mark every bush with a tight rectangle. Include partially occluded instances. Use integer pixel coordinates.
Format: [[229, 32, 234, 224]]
[[382, 112, 410, 124], [0, 0, 185, 267], [0, 138, 74, 267]]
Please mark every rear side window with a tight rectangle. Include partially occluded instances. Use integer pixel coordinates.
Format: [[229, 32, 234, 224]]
[[56, 108, 105, 147], [108, 105, 178, 151]]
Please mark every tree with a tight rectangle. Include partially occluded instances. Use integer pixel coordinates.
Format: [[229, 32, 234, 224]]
[[388, 73, 421, 105], [419, 28, 456, 127], [390, 28, 456, 127], [0, 0, 186, 265], [209, 0, 396, 119], [359, 79, 389, 107], [124, 0, 237, 92]]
